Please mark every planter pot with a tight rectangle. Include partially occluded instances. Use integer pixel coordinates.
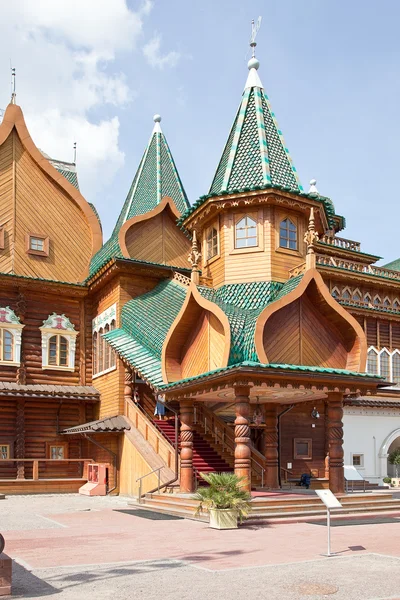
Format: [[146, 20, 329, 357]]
[[209, 508, 238, 530], [391, 478, 400, 488]]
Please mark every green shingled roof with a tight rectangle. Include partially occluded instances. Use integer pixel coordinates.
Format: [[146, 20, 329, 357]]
[[103, 279, 187, 387], [383, 258, 400, 272], [210, 65, 302, 195], [160, 360, 383, 391], [90, 119, 190, 276], [103, 276, 304, 388]]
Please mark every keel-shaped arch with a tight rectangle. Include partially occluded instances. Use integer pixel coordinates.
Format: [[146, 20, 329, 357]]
[[254, 269, 367, 372], [162, 283, 231, 383]]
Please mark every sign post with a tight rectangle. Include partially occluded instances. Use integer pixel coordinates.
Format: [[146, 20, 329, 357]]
[[315, 489, 343, 557]]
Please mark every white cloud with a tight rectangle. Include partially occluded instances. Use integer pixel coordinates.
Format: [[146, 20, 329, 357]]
[[0, 0, 153, 200], [143, 35, 181, 69]]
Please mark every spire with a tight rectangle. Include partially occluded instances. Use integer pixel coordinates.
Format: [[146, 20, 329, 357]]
[[304, 207, 319, 269], [209, 21, 302, 195], [113, 114, 190, 233], [11, 67, 16, 104]]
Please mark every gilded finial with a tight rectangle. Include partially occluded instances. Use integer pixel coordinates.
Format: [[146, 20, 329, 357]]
[[188, 230, 201, 284], [304, 208, 319, 269], [11, 67, 16, 104]]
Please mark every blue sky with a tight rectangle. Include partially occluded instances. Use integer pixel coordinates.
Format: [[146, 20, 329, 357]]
[[1, 1, 399, 263]]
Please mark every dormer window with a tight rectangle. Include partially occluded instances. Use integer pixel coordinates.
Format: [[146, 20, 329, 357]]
[[206, 226, 218, 260], [279, 218, 297, 250], [0, 307, 24, 366], [26, 233, 49, 257], [40, 313, 78, 371], [235, 215, 257, 248]]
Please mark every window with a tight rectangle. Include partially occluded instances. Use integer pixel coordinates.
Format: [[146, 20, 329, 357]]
[[294, 438, 312, 460], [331, 287, 340, 299], [235, 215, 257, 248], [0, 307, 24, 365], [50, 445, 65, 460], [352, 454, 363, 467], [0, 329, 13, 362], [0, 445, 10, 459], [26, 233, 49, 257], [279, 218, 297, 250], [394, 299, 400, 311], [206, 226, 218, 260], [383, 298, 391, 309], [40, 313, 78, 371], [353, 290, 362, 302], [380, 349, 391, 380], [393, 353, 400, 384], [92, 304, 117, 377], [48, 335, 69, 367], [342, 288, 351, 300], [367, 348, 378, 375], [374, 295, 381, 307]]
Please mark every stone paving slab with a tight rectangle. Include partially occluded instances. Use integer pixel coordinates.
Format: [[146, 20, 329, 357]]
[[10, 555, 400, 600]]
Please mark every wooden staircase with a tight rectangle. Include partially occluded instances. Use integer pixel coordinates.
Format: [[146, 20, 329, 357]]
[[134, 491, 400, 523]]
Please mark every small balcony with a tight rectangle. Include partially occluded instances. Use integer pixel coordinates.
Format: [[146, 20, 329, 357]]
[[319, 235, 361, 252]]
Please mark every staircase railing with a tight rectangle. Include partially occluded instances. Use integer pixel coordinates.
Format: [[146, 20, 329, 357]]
[[194, 404, 266, 487], [136, 466, 165, 503], [280, 467, 293, 487]]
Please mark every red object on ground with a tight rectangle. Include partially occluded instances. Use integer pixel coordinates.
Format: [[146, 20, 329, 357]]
[[79, 463, 108, 496]]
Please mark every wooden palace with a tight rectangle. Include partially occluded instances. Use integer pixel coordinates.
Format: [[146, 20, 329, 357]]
[[0, 43, 398, 499]]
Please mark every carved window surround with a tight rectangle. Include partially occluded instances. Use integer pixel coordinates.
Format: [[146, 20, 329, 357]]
[[40, 313, 78, 371], [26, 233, 50, 257], [92, 303, 117, 378], [0, 307, 24, 366]]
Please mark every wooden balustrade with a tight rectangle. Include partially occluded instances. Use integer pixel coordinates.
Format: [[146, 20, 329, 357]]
[[316, 254, 400, 281], [0, 458, 93, 480], [319, 235, 361, 252], [125, 397, 176, 470], [289, 263, 307, 278], [194, 403, 267, 485]]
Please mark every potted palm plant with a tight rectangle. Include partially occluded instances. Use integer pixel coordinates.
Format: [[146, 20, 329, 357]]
[[194, 472, 251, 529]]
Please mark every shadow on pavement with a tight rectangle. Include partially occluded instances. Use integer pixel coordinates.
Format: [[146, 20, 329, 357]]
[[12, 561, 60, 597]]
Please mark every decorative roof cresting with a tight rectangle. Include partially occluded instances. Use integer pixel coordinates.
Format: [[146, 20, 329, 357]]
[[209, 18, 303, 196]]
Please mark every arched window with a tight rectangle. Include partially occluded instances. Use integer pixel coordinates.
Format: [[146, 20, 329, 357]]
[[383, 297, 391, 309], [279, 218, 297, 250], [235, 216, 257, 248], [110, 320, 116, 368], [98, 327, 104, 373], [104, 325, 110, 371], [392, 352, 400, 384], [206, 226, 218, 259], [48, 335, 69, 367], [394, 299, 400, 311], [93, 332, 98, 374], [331, 287, 340, 299], [353, 290, 362, 303], [0, 329, 13, 362], [364, 293, 372, 306], [367, 348, 378, 375], [380, 349, 391, 380], [373, 295, 381, 307], [342, 288, 351, 300]]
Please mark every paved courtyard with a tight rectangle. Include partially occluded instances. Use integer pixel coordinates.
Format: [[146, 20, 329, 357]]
[[2, 494, 400, 599]]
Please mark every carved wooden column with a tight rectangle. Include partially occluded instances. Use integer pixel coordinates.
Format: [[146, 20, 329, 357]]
[[16, 399, 25, 480], [324, 400, 330, 479], [265, 404, 279, 489], [180, 399, 194, 493], [234, 385, 251, 491], [327, 392, 344, 493], [124, 367, 133, 405]]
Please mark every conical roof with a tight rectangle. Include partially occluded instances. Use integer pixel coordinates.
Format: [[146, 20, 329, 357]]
[[90, 115, 190, 276], [210, 58, 303, 194]]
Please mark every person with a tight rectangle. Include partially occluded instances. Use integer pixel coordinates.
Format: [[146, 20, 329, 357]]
[[300, 473, 311, 489], [154, 394, 166, 420]]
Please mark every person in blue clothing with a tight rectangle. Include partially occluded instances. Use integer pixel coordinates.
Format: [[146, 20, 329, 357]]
[[300, 473, 311, 489], [154, 394, 166, 420]]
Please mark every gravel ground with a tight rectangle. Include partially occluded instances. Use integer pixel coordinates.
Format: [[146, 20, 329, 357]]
[[10, 554, 400, 600]]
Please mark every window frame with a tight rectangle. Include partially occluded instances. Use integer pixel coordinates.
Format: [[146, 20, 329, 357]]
[[234, 215, 258, 249], [205, 224, 219, 261], [26, 233, 50, 257], [229, 209, 264, 255], [0, 444, 10, 459], [279, 217, 298, 251], [294, 438, 312, 460], [47, 442, 68, 460], [48, 334, 69, 368], [92, 304, 117, 378], [0, 308, 24, 366], [351, 453, 364, 469], [40, 313, 78, 372]]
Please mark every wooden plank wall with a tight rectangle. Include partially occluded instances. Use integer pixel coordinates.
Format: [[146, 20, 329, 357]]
[[0, 130, 93, 283], [0, 134, 14, 274], [124, 210, 190, 268], [280, 400, 326, 479]]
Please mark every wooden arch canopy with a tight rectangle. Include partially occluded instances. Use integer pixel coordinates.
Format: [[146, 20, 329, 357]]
[[254, 269, 367, 372], [118, 196, 191, 267], [0, 103, 103, 260], [162, 282, 231, 383]]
